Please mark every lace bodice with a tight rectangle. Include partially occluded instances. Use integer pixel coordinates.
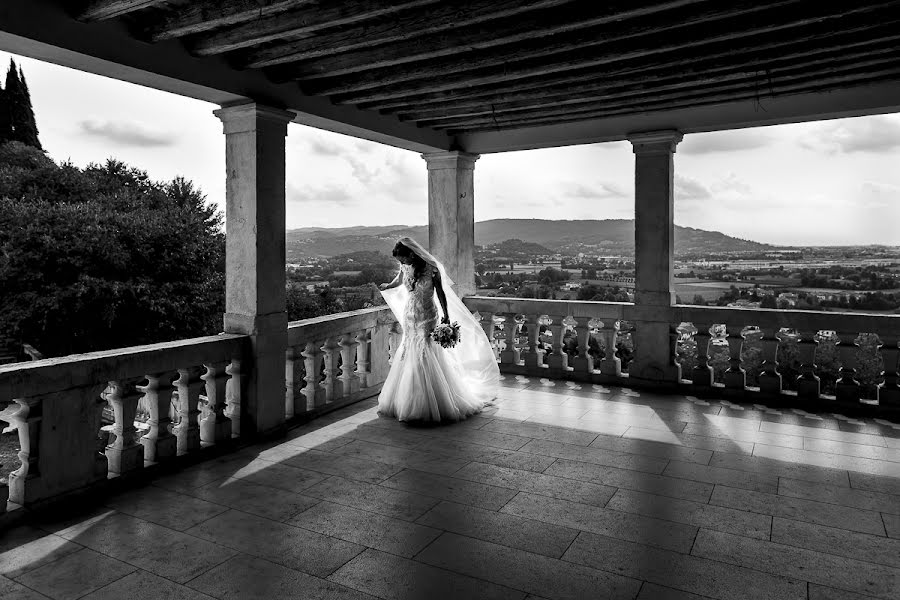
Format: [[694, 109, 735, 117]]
[[400, 264, 438, 352]]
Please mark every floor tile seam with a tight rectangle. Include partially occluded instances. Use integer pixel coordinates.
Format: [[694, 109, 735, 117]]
[[767, 518, 900, 568], [753, 442, 900, 471], [545, 456, 710, 491], [67, 558, 139, 600], [801, 433, 899, 453], [300, 485, 437, 524], [709, 484, 890, 536], [537, 486, 772, 541], [519, 440, 670, 470], [680, 454, 846, 485], [687, 528, 900, 596], [382, 464, 526, 498], [416, 430, 534, 453], [449, 461, 615, 506], [3, 573, 53, 599], [3, 540, 89, 582], [414, 528, 642, 595], [290, 497, 444, 537], [776, 478, 900, 515], [406, 530, 535, 597], [485, 422, 603, 446], [558, 529, 803, 593]]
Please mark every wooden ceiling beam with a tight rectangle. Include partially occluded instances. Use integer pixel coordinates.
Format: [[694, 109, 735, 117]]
[[241, 0, 581, 68], [306, 0, 891, 99], [78, 0, 164, 21], [437, 65, 900, 132], [148, 0, 313, 42], [417, 52, 899, 127], [296, 0, 808, 93], [364, 20, 893, 112], [272, 0, 705, 79], [393, 32, 900, 120], [190, 0, 439, 56]]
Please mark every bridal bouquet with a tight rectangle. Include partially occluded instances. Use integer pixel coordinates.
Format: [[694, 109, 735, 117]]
[[431, 321, 461, 349]]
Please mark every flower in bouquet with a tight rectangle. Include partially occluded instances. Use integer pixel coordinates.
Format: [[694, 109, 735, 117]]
[[432, 321, 461, 349]]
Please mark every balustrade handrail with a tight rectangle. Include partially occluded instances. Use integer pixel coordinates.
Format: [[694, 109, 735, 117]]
[[464, 295, 900, 339], [287, 305, 393, 346], [463, 296, 630, 320], [0, 334, 248, 399], [672, 305, 900, 338]]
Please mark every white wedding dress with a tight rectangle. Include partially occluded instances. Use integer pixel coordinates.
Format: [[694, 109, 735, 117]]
[[378, 263, 499, 422]]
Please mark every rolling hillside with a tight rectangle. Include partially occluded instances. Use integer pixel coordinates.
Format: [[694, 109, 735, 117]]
[[286, 219, 772, 260]]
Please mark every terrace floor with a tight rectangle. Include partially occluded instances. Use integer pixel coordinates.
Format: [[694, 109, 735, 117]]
[[2, 377, 900, 600]]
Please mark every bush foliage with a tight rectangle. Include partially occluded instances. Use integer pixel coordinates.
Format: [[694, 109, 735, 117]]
[[0, 142, 225, 356]]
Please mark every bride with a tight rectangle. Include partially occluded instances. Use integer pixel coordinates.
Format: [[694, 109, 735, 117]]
[[377, 237, 499, 422]]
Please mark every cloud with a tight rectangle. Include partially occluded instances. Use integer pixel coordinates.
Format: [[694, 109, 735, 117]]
[[287, 183, 356, 206], [799, 115, 900, 154], [78, 119, 176, 147], [862, 180, 900, 197], [680, 130, 771, 155], [674, 174, 711, 202], [309, 138, 345, 156], [565, 182, 628, 200]]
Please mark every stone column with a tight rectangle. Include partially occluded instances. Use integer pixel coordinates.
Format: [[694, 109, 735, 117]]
[[214, 103, 294, 437], [627, 130, 683, 384], [422, 151, 479, 297]]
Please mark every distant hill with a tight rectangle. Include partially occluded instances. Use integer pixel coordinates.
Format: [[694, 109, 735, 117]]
[[286, 219, 772, 260]]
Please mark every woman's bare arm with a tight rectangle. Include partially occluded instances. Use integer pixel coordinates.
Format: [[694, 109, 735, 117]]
[[434, 269, 450, 323], [379, 269, 403, 290]]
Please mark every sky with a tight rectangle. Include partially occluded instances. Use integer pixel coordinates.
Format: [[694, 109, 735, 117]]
[[3, 50, 900, 247]]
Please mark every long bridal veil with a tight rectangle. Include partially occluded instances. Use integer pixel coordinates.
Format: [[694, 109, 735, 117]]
[[380, 237, 499, 405]]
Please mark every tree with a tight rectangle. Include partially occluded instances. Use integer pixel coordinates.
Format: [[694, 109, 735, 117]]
[[0, 144, 224, 356], [2, 60, 42, 150]]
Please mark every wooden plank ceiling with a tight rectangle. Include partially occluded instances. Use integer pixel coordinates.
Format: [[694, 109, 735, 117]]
[[74, 0, 900, 136]]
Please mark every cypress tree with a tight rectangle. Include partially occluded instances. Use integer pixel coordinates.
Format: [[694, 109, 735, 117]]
[[4, 59, 42, 150], [0, 82, 10, 144], [16, 70, 42, 150]]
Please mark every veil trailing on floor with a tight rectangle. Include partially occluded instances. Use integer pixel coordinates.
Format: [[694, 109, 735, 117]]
[[380, 237, 499, 403]]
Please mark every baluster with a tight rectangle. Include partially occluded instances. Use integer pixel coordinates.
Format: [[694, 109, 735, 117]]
[[499, 312, 520, 365], [140, 372, 177, 463], [285, 347, 297, 419], [597, 320, 621, 377], [322, 336, 341, 402], [201, 361, 233, 445], [105, 378, 145, 475], [570, 317, 594, 375], [691, 323, 714, 387], [355, 328, 371, 388], [388, 322, 403, 364], [0, 398, 40, 506], [878, 335, 900, 409], [225, 359, 242, 438], [301, 341, 326, 410], [340, 332, 361, 396], [758, 327, 783, 396], [174, 366, 203, 455], [834, 332, 861, 406], [476, 312, 499, 360], [796, 330, 821, 401], [669, 323, 683, 382], [723, 326, 746, 390], [521, 313, 542, 370], [546, 315, 569, 373]]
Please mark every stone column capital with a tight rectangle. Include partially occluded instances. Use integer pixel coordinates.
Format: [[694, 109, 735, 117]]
[[627, 130, 683, 155], [213, 102, 295, 135], [421, 151, 480, 171]]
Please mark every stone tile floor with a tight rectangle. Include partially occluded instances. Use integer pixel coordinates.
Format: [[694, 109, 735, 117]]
[[2, 377, 900, 599]]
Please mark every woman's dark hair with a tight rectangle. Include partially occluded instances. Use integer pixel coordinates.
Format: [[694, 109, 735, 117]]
[[392, 241, 427, 289]]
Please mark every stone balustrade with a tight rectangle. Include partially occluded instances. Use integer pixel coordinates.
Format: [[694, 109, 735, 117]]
[[285, 306, 396, 419], [463, 296, 900, 416], [0, 305, 397, 519], [0, 334, 248, 516]]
